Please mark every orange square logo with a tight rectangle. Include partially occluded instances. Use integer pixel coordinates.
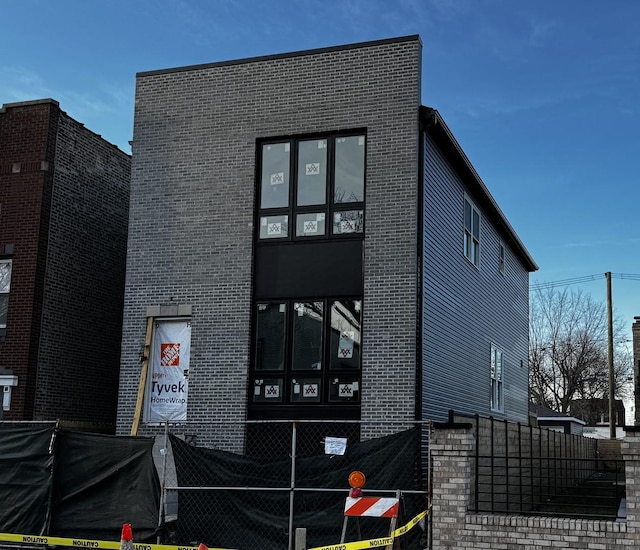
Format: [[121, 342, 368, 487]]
[[161, 343, 180, 366]]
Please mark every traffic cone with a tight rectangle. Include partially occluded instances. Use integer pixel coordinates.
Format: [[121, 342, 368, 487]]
[[198, 544, 208, 550], [120, 524, 133, 550]]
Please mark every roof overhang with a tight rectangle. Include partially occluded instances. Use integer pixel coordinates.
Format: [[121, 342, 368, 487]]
[[419, 106, 538, 272], [537, 416, 586, 426]]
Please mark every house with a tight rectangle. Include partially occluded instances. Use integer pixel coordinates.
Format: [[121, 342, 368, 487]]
[[570, 398, 626, 432], [0, 99, 130, 428], [530, 402, 585, 435], [115, 36, 537, 449]]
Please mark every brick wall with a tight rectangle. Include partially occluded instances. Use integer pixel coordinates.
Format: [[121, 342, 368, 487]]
[[0, 100, 58, 419], [0, 99, 130, 425], [431, 425, 640, 549], [116, 36, 422, 447], [34, 110, 130, 424]]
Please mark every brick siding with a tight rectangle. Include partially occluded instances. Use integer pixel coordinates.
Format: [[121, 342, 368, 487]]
[[431, 425, 640, 549], [116, 37, 422, 447], [0, 99, 130, 425]]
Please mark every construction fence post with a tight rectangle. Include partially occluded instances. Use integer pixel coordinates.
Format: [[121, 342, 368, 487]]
[[294, 527, 307, 550]]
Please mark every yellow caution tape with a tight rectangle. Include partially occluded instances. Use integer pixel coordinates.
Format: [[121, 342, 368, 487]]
[[309, 506, 431, 550], [310, 536, 394, 550], [0, 533, 233, 550], [392, 503, 431, 538], [1, 505, 431, 550]]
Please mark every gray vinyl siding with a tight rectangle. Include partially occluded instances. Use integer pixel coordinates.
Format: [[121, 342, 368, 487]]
[[421, 132, 529, 423]]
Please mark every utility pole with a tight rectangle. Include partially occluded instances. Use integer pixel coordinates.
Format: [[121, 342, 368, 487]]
[[606, 272, 615, 439]]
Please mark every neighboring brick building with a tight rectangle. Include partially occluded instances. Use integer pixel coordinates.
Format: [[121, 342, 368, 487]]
[[116, 36, 537, 448], [0, 99, 130, 428]]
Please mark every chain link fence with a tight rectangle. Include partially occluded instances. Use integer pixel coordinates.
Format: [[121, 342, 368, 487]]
[[154, 420, 432, 550]]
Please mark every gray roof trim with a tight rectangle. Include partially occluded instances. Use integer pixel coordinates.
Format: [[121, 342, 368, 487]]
[[420, 106, 538, 272], [538, 416, 586, 425], [138, 35, 422, 77]]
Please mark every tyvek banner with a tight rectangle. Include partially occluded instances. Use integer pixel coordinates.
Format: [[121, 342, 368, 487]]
[[147, 319, 191, 422]]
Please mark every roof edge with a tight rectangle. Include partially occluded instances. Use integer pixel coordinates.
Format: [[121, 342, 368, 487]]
[[138, 35, 422, 77], [537, 416, 587, 426], [420, 106, 538, 272], [0, 98, 59, 113]]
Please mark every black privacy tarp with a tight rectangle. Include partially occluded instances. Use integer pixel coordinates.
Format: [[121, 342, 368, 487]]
[[0, 427, 160, 541], [49, 430, 160, 541], [169, 427, 423, 550], [0, 425, 54, 535]]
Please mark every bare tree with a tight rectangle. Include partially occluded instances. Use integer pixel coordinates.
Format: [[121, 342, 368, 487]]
[[529, 287, 632, 414]]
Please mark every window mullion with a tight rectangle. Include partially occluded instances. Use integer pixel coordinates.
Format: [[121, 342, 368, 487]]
[[290, 141, 298, 220]]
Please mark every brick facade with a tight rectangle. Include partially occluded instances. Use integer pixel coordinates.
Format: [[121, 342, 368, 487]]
[[116, 37, 422, 446], [0, 99, 130, 426]]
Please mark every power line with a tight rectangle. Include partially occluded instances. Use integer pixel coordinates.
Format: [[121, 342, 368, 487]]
[[530, 273, 640, 292], [613, 273, 640, 280]]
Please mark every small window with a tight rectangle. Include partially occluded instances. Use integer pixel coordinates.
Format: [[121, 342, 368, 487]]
[[334, 136, 365, 203], [292, 302, 324, 371], [296, 213, 326, 237], [464, 197, 480, 267], [329, 300, 361, 370], [333, 210, 364, 235], [260, 142, 290, 209], [491, 344, 504, 412], [0, 260, 12, 328], [297, 139, 327, 206], [499, 243, 505, 275], [260, 215, 289, 239], [253, 378, 283, 403], [255, 303, 286, 371]]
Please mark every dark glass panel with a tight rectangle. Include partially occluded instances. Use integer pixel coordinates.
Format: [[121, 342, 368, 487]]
[[292, 302, 323, 370], [334, 136, 365, 203], [261, 143, 290, 209], [329, 300, 361, 370], [255, 303, 286, 371], [297, 139, 327, 206]]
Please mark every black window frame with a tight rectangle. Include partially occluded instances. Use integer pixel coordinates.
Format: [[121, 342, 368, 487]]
[[464, 195, 481, 267], [249, 297, 363, 414], [256, 131, 367, 243]]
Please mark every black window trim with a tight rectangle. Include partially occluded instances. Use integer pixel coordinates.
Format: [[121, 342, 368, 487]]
[[256, 130, 367, 243], [249, 296, 363, 410]]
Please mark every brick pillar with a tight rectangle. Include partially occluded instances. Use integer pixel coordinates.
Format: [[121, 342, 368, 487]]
[[621, 431, 640, 531], [430, 427, 475, 549]]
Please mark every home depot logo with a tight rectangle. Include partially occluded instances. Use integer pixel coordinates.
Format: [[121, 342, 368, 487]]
[[161, 343, 180, 366]]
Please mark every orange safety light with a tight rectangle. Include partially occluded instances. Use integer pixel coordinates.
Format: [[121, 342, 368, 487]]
[[348, 470, 366, 489]]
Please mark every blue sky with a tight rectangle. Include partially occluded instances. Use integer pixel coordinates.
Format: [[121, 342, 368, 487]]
[[1, 0, 638, 341]]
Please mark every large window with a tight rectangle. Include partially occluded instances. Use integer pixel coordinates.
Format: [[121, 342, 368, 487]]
[[491, 344, 504, 412], [252, 298, 362, 407], [464, 196, 481, 267], [0, 260, 12, 329], [258, 134, 366, 241]]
